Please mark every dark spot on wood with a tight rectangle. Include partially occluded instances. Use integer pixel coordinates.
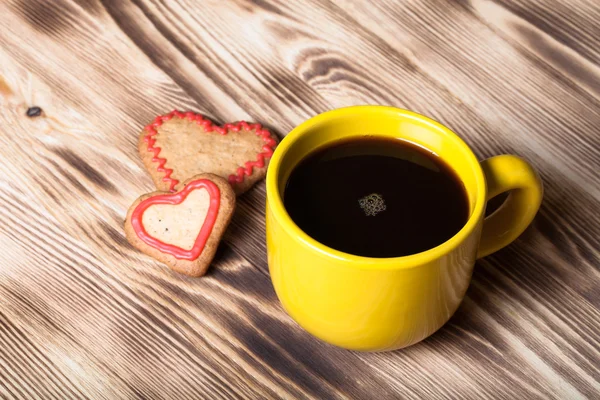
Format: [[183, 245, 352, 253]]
[[245, 308, 391, 395], [100, 2, 225, 120], [219, 260, 277, 302], [535, 184, 599, 270], [121, 299, 233, 393], [442, 318, 504, 363], [199, 242, 231, 278], [302, 56, 357, 82], [44, 158, 92, 197], [534, 210, 572, 253], [296, 49, 394, 102], [26, 106, 42, 117], [260, 64, 328, 114], [207, 242, 275, 300], [219, 310, 332, 398], [53, 148, 118, 194], [0, 283, 78, 343], [121, 381, 153, 400], [33, 177, 59, 203], [510, 21, 600, 97], [249, 0, 283, 15], [58, 165, 94, 197], [224, 188, 269, 268], [531, 205, 597, 272], [10, 0, 71, 37], [445, 281, 510, 353], [99, 221, 131, 250], [220, 302, 392, 398], [492, 0, 600, 65]]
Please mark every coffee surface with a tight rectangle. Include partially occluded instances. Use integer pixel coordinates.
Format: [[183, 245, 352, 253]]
[[284, 137, 469, 257]]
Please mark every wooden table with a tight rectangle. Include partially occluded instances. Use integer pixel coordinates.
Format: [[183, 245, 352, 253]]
[[0, 0, 598, 398]]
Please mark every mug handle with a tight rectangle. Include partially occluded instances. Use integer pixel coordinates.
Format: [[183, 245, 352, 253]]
[[477, 155, 543, 258]]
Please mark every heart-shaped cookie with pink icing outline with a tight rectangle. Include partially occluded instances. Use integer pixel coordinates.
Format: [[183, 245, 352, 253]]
[[139, 110, 278, 195], [124, 173, 236, 277]]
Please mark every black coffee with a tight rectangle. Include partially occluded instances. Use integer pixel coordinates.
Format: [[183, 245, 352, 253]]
[[283, 137, 469, 258]]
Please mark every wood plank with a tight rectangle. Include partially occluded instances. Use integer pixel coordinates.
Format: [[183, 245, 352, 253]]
[[0, 0, 598, 398]]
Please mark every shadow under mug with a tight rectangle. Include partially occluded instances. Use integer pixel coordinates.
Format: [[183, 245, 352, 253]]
[[265, 106, 543, 351]]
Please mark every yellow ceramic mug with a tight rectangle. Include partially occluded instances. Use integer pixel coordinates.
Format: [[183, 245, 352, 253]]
[[266, 106, 543, 351]]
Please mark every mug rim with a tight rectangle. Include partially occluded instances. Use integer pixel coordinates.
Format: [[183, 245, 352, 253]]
[[266, 105, 487, 269]]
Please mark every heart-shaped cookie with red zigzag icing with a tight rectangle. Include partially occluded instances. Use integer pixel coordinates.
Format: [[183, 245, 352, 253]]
[[124, 173, 236, 277], [139, 110, 279, 195]]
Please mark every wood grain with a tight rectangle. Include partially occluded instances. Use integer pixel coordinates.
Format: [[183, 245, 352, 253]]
[[0, 0, 598, 398]]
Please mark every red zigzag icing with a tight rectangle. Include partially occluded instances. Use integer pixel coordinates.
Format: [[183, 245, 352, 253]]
[[143, 110, 277, 192]]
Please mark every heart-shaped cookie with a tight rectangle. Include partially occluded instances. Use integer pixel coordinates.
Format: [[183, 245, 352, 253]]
[[124, 173, 235, 277], [139, 110, 278, 195]]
